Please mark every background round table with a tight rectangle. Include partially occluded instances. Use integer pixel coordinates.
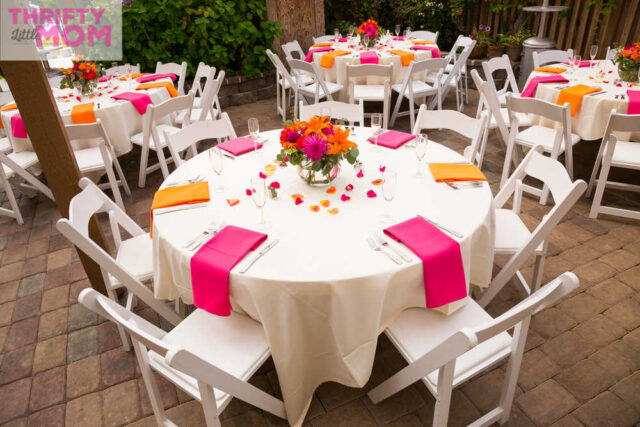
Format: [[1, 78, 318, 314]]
[[152, 127, 495, 425]]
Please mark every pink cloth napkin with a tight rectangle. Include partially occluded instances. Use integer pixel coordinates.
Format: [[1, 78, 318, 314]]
[[521, 75, 569, 98], [562, 60, 592, 68], [368, 130, 416, 149], [11, 114, 27, 138], [359, 51, 379, 64], [393, 36, 405, 41], [98, 75, 112, 82], [111, 92, 153, 115], [305, 47, 334, 62], [337, 37, 348, 42], [409, 45, 441, 58], [136, 73, 177, 83], [217, 137, 263, 156], [384, 216, 467, 308], [191, 226, 268, 316], [627, 90, 640, 115]]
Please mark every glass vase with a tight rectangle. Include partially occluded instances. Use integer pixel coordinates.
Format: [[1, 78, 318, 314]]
[[297, 162, 341, 186]]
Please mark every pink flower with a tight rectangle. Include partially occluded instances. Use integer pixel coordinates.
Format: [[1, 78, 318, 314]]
[[341, 194, 351, 202], [246, 189, 253, 196], [379, 165, 386, 173], [259, 172, 267, 179], [302, 134, 328, 162], [270, 181, 280, 189], [367, 190, 377, 198], [345, 184, 354, 191]]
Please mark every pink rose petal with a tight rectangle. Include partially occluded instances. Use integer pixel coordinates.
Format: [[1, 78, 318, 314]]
[[603, 81, 609, 84], [379, 165, 386, 173], [246, 189, 253, 196], [367, 190, 377, 198], [345, 184, 354, 191], [270, 181, 280, 189], [259, 172, 267, 179], [341, 194, 351, 202], [616, 83, 622, 87], [357, 169, 364, 178], [295, 197, 304, 205]]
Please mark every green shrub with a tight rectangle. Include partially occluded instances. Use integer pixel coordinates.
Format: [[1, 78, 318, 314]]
[[122, 0, 281, 78]]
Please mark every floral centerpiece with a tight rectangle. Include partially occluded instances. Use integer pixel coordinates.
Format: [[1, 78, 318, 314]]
[[614, 42, 640, 82], [59, 58, 105, 96], [276, 116, 359, 186], [356, 19, 381, 48]]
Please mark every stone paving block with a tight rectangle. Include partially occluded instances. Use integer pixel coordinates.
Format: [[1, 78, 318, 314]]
[[599, 249, 640, 272], [0, 346, 34, 385], [555, 223, 595, 244], [25, 239, 49, 259], [68, 303, 99, 331], [164, 400, 207, 426], [0, 281, 19, 304], [2, 245, 27, 266], [100, 347, 136, 387], [11, 293, 41, 322], [560, 244, 602, 266], [67, 326, 98, 363], [616, 265, 640, 291], [550, 414, 585, 427], [40, 285, 69, 313], [611, 371, 640, 413], [16, 273, 45, 297], [27, 403, 65, 427], [530, 307, 577, 339], [46, 248, 72, 271], [43, 265, 71, 289], [540, 331, 596, 369], [0, 261, 24, 284], [310, 399, 376, 427], [623, 328, 640, 353], [572, 260, 617, 286], [32, 334, 67, 374], [541, 256, 576, 283], [557, 292, 607, 323], [517, 348, 561, 391], [573, 391, 639, 427], [48, 234, 71, 253], [103, 379, 141, 427], [29, 366, 66, 411], [4, 316, 38, 351], [66, 354, 100, 400], [65, 392, 103, 426], [363, 384, 424, 424], [21, 255, 47, 277], [573, 314, 626, 347], [461, 368, 522, 414], [588, 340, 640, 381], [0, 377, 31, 424], [609, 225, 640, 244], [137, 373, 178, 416], [316, 381, 365, 411], [37, 307, 67, 340], [0, 301, 15, 327], [0, 326, 9, 353], [586, 277, 634, 305], [221, 409, 267, 426], [516, 380, 579, 425], [604, 298, 640, 331], [555, 359, 614, 402], [68, 279, 90, 305]]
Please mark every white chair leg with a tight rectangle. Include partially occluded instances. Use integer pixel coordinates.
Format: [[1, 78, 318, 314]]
[[409, 97, 416, 131], [107, 288, 131, 350], [104, 162, 125, 210], [112, 156, 131, 197], [198, 381, 221, 427], [1, 179, 24, 225], [132, 339, 175, 426], [390, 93, 404, 128], [138, 145, 149, 188], [590, 153, 612, 219], [155, 146, 171, 179], [500, 141, 515, 189], [531, 253, 546, 292], [433, 361, 455, 427], [498, 318, 530, 424]]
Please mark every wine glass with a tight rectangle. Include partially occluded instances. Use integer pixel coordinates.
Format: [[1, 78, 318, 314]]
[[334, 28, 340, 41], [381, 169, 398, 223], [406, 27, 412, 38], [363, 34, 370, 50], [395, 24, 401, 38], [348, 26, 355, 39], [572, 54, 581, 76], [371, 113, 382, 151], [414, 134, 427, 177], [251, 178, 267, 230], [590, 44, 598, 66], [248, 117, 260, 156], [209, 147, 225, 192], [403, 29, 409, 39]]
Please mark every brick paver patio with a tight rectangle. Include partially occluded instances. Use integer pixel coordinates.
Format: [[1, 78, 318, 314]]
[[0, 90, 639, 426]]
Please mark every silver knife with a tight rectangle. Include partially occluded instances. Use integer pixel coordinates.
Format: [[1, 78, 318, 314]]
[[417, 214, 464, 238], [153, 202, 208, 215], [239, 240, 279, 273]]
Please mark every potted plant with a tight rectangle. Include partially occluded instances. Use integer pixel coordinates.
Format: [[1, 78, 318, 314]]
[[614, 42, 640, 82], [488, 34, 505, 58], [469, 25, 490, 59], [504, 28, 533, 62]]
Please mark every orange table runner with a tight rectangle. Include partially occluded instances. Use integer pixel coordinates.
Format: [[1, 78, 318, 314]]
[[319, 50, 350, 68], [71, 103, 96, 124], [136, 81, 178, 98], [556, 84, 601, 117], [429, 163, 487, 182], [0, 103, 17, 129], [312, 42, 333, 47], [389, 50, 415, 67], [533, 67, 566, 74], [411, 40, 436, 45], [119, 73, 148, 81]]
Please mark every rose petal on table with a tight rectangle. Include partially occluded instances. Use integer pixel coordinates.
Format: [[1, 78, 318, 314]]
[[226, 198, 239, 206], [291, 193, 304, 200], [295, 197, 304, 205], [245, 189, 253, 196], [608, 70, 612, 73], [341, 194, 351, 202], [371, 179, 383, 186], [270, 181, 280, 189], [603, 81, 609, 84], [259, 172, 267, 179], [345, 184, 354, 191], [616, 83, 622, 87], [310, 205, 320, 212], [265, 164, 276, 173], [320, 200, 330, 207], [379, 165, 386, 173], [328, 208, 339, 215], [326, 186, 336, 194], [367, 190, 377, 198], [357, 169, 364, 178]]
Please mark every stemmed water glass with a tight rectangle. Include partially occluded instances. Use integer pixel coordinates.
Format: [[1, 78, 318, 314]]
[[414, 133, 427, 177], [395, 24, 401, 38], [248, 117, 260, 156], [250, 178, 267, 230], [348, 26, 355, 40], [371, 113, 382, 151], [571, 54, 581, 79], [590, 44, 598, 68], [403, 29, 409, 39], [381, 169, 398, 223], [209, 148, 225, 192], [334, 28, 340, 41]]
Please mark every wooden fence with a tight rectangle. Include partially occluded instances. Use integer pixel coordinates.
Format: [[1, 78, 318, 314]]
[[464, 0, 640, 58]]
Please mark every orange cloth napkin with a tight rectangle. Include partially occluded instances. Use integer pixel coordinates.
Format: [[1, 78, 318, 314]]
[[429, 163, 487, 182], [533, 67, 566, 74], [119, 73, 148, 81], [71, 103, 96, 124], [0, 103, 17, 129], [312, 42, 333, 47], [411, 40, 436, 45], [389, 50, 415, 66], [150, 181, 210, 237], [556, 84, 601, 117], [136, 81, 178, 98], [319, 50, 350, 68]]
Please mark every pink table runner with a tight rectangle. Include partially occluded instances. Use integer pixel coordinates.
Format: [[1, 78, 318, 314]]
[[368, 130, 416, 149], [409, 45, 441, 58], [384, 216, 467, 308], [136, 73, 177, 83], [521, 75, 569, 98], [627, 90, 640, 115], [359, 51, 379, 64], [112, 92, 153, 115], [11, 114, 27, 138], [305, 47, 334, 63], [191, 226, 268, 316], [217, 137, 263, 156]]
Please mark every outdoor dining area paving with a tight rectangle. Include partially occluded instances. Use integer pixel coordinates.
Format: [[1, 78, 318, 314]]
[[0, 92, 639, 426]]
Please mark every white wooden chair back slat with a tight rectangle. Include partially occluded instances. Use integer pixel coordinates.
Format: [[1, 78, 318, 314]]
[[312, 35, 335, 44], [410, 31, 438, 42], [471, 69, 510, 145], [299, 100, 364, 126], [165, 114, 237, 166], [282, 40, 305, 62], [155, 61, 188, 95], [532, 49, 572, 68], [196, 69, 224, 122], [194, 62, 215, 97], [482, 54, 519, 96]]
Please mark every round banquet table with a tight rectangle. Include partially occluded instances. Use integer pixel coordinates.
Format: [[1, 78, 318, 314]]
[[152, 127, 495, 425], [525, 60, 640, 141], [0, 78, 172, 155], [310, 38, 436, 102]]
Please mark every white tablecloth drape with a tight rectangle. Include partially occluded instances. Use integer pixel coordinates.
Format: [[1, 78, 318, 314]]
[[152, 128, 495, 425]]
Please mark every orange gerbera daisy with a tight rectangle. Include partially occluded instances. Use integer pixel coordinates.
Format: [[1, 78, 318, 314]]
[[303, 115, 330, 136], [327, 126, 357, 154]]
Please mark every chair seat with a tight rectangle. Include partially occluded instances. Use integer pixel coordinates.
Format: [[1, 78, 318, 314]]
[[495, 208, 543, 255], [281, 75, 314, 89], [110, 233, 153, 286], [392, 81, 437, 98], [515, 125, 580, 153], [299, 81, 343, 99], [353, 85, 387, 101], [2, 151, 39, 179], [489, 108, 534, 129], [385, 302, 512, 391], [74, 147, 109, 173], [610, 141, 640, 169], [0, 137, 11, 154], [148, 309, 270, 410], [130, 125, 180, 150]]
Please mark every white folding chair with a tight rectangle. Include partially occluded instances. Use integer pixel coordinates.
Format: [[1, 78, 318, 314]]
[[442, 35, 475, 104], [471, 69, 533, 148], [266, 49, 312, 121], [313, 35, 336, 44], [0, 151, 54, 224], [130, 91, 195, 187], [503, 93, 580, 205], [478, 145, 587, 307], [412, 105, 489, 168], [281, 40, 305, 63], [410, 30, 438, 43], [165, 114, 237, 166], [155, 61, 188, 96], [427, 39, 475, 112], [299, 100, 364, 127], [532, 49, 573, 68], [177, 70, 224, 124], [390, 58, 448, 130], [65, 119, 131, 210], [79, 288, 286, 426], [56, 178, 183, 349], [368, 271, 579, 427], [193, 62, 215, 99], [0, 135, 11, 154], [347, 64, 392, 128], [587, 110, 640, 220], [482, 54, 520, 106], [287, 58, 343, 120], [105, 63, 141, 76]]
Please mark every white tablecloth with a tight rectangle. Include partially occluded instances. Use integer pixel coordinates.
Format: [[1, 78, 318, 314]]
[[526, 60, 640, 141], [311, 39, 435, 102], [152, 127, 495, 425], [0, 78, 172, 155]]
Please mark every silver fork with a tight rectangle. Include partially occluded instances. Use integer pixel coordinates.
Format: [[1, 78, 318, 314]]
[[185, 221, 224, 250], [366, 236, 402, 264], [374, 232, 412, 262], [164, 175, 204, 188]]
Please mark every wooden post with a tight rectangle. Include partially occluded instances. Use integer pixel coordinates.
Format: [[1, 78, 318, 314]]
[[0, 60, 108, 295], [266, 0, 325, 56]]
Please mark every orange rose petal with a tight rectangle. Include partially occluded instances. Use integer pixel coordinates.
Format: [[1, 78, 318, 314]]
[[291, 193, 304, 200], [310, 205, 320, 212], [371, 179, 383, 186], [226, 198, 239, 206], [328, 208, 339, 215], [320, 199, 330, 207], [326, 186, 336, 194]]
